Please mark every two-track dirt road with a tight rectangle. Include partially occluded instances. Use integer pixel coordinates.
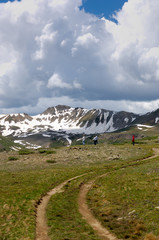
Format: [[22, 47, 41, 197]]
[[36, 148, 159, 240]]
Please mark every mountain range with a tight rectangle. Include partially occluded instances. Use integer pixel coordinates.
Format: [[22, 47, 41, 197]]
[[0, 105, 159, 149]]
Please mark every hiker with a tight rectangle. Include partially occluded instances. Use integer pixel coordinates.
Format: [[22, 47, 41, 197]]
[[82, 135, 85, 145], [132, 135, 135, 145], [93, 135, 98, 145]]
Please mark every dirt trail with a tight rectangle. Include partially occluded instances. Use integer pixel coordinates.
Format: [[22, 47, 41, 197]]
[[36, 148, 159, 240], [78, 174, 119, 240], [35, 174, 86, 240], [78, 148, 159, 240]]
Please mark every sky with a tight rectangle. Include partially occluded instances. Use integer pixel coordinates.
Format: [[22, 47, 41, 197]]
[[81, 0, 128, 20], [0, 0, 159, 115]]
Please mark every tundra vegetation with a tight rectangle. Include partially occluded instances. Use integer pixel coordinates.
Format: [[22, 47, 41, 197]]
[[0, 132, 159, 240]]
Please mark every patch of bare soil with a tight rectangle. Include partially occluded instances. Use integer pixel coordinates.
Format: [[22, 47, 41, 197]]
[[152, 148, 159, 156]]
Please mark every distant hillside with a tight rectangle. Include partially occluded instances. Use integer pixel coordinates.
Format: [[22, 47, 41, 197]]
[[0, 105, 138, 137], [132, 108, 159, 125], [0, 105, 159, 149]]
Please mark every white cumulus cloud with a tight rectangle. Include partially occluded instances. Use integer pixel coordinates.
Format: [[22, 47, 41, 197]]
[[47, 73, 72, 89], [0, 0, 159, 114]]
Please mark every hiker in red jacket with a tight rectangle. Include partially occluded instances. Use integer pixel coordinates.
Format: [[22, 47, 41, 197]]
[[132, 135, 135, 145]]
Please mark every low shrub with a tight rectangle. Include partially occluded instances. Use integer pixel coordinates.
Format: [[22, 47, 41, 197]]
[[8, 156, 18, 161], [46, 150, 56, 154], [39, 149, 47, 154], [39, 149, 56, 154], [46, 160, 56, 164], [18, 149, 34, 155]]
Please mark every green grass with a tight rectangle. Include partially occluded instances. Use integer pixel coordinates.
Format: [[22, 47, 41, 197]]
[[0, 167, 93, 239], [87, 156, 159, 239], [142, 136, 158, 140], [47, 173, 101, 240], [0, 140, 158, 239]]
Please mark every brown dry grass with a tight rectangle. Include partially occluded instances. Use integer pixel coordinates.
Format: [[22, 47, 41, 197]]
[[144, 233, 159, 240]]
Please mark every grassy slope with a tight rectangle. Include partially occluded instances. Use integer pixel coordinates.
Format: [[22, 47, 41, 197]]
[[0, 135, 20, 152], [0, 137, 158, 239], [87, 154, 159, 239], [47, 173, 102, 240], [0, 166, 95, 240]]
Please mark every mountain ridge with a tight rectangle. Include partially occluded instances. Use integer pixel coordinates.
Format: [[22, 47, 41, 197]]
[[1, 105, 159, 139], [0, 105, 159, 149]]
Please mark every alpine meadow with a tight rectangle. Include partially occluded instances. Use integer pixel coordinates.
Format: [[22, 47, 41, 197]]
[[1, 0, 159, 239]]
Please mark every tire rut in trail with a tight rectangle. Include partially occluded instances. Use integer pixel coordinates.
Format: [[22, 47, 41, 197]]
[[35, 174, 87, 240], [35, 148, 159, 240], [78, 148, 159, 240], [78, 175, 120, 240]]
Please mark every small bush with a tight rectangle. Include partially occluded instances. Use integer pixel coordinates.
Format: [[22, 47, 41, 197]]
[[39, 149, 56, 154], [46, 160, 56, 164], [39, 149, 47, 154], [8, 156, 18, 161], [18, 149, 33, 155]]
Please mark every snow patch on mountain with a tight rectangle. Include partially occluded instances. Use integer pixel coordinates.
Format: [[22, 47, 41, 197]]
[[0, 105, 139, 138], [137, 124, 154, 131], [155, 117, 159, 124]]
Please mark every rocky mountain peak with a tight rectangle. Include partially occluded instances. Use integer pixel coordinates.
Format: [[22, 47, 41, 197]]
[[3, 113, 32, 123], [42, 107, 56, 115], [42, 105, 71, 115], [0, 106, 159, 139], [55, 105, 71, 112]]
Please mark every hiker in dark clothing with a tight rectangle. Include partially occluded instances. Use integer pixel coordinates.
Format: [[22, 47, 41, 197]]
[[93, 136, 98, 145]]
